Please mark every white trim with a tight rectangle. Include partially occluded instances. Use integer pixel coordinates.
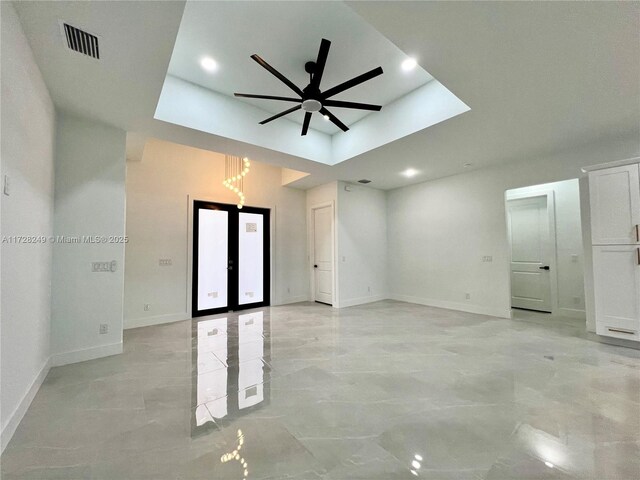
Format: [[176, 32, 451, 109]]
[[558, 307, 586, 319], [308, 201, 336, 306], [390, 294, 511, 318], [581, 156, 640, 173], [50, 342, 122, 367], [337, 294, 387, 308], [124, 312, 189, 330], [273, 295, 309, 306], [1, 358, 51, 453]]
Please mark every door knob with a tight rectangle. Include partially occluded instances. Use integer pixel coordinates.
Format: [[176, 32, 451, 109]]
[[314, 264, 318, 268], [539, 265, 550, 270]]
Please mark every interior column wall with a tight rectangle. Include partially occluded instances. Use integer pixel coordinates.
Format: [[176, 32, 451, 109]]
[[0, 2, 55, 452], [51, 113, 127, 365]]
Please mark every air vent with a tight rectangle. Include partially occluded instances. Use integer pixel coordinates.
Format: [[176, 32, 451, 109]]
[[62, 23, 99, 59], [357, 179, 372, 184]]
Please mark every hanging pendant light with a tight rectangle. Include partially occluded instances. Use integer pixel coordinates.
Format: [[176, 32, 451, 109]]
[[223, 155, 250, 209]]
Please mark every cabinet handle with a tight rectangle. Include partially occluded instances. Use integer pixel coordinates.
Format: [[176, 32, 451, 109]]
[[607, 327, 636, 336], [636, 225, 640, 242], [637, 248, 640, 266]]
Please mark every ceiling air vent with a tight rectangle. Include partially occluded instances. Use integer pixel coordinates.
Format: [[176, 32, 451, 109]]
[[62, 23, 99, 59], [357, 179, 372, 184]]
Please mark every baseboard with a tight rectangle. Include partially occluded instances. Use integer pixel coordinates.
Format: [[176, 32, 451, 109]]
[[273, 295, 310, 306], [124, 312, 190, 330], [337, 294, 387, 309], [50, 342, 123, 367], [1, 357, 51, 453], [557, 307, 586, 319], [390, 294, 511, 318]]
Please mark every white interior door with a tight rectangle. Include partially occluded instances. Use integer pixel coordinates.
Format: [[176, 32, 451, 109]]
[[507, 195, 553, 312], [313, 205, 333, 305]]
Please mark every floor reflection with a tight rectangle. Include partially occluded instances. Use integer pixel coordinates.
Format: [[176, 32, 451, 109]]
[[192, 311, 271, 435]]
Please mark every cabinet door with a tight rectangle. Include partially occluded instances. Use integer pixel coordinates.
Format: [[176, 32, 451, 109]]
[[593, 245, 640, 341], [589, 164, 640, 245]]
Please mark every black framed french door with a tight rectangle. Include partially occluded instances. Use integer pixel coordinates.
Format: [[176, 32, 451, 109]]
[[192, 200, 270, 317]]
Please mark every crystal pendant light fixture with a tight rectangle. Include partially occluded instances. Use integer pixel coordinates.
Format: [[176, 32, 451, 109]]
[[223, 155, 250, 209]]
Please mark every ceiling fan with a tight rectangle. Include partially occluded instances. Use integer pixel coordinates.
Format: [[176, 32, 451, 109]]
[[234, 38, 383, 136]]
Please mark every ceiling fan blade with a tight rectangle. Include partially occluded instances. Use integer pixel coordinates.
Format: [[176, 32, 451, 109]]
[[322, 66, 384, 99], [235, 93, 302, 103], [323, 100, 382, 111], [320, 107, 349, 132], [259, 105, 302, 125], [251, 54, 303, 96], [301, 112, 312, 136], [310, 38, 331, 89]]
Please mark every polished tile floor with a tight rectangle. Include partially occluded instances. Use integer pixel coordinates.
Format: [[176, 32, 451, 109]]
[[2, 301, 640, 479]]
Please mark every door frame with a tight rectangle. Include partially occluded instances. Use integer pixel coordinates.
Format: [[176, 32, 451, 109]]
[[308, 201, 336, 306], [505, 190, 559, 316], [188, 196, 274, 318]]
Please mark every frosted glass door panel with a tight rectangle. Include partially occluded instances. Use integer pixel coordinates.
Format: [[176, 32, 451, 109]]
[[198, 209, 228, 310], [238, 312, 265, 409], [238, 212, 264, 305]]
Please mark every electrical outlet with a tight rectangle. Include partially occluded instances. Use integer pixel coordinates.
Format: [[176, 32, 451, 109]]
[[144, 304, 151, 311], [465, 293, 471, 300], [92, 261, 111, 272], [99, 324, 108, 334]]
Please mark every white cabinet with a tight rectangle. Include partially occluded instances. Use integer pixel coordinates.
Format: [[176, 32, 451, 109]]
[[588, 162, 640, 342], [589, 164, 640, 245], [593, 245, 640, 341]]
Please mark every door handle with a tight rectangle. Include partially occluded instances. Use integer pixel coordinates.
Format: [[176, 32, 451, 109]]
[[539, 265, 550, 270], [314, 264, 318, 268]]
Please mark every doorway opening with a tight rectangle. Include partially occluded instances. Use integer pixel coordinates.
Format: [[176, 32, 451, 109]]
[[192, 200, 270, 317], [505, 179, 586, 319]]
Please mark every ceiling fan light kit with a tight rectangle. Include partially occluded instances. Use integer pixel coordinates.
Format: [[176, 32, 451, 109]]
[[235, 38, 384, 136]]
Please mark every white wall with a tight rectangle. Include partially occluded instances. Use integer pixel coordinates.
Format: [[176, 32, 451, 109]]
[[124, 139, 308, 329], [305, 181, 388, 308], [387, 137, 640, 320], [51, 113, 127, 365], [336, 182, 388, 307], [506, 179, 585, 318], [0, 2, 55, 451]]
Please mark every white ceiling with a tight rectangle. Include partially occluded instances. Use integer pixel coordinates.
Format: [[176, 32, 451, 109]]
[[12, 1, 640, 190], [167, 1, 433, 135]]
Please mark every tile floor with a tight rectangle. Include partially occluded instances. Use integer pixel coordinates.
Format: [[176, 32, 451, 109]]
[[1, 301, 639, 479]]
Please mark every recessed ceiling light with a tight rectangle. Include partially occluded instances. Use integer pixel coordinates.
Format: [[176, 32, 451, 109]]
[[402, 168, 419, 178], [323, 115, 330, 120], [200, 57, 218, 72], [402, 57, 417, 71]]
